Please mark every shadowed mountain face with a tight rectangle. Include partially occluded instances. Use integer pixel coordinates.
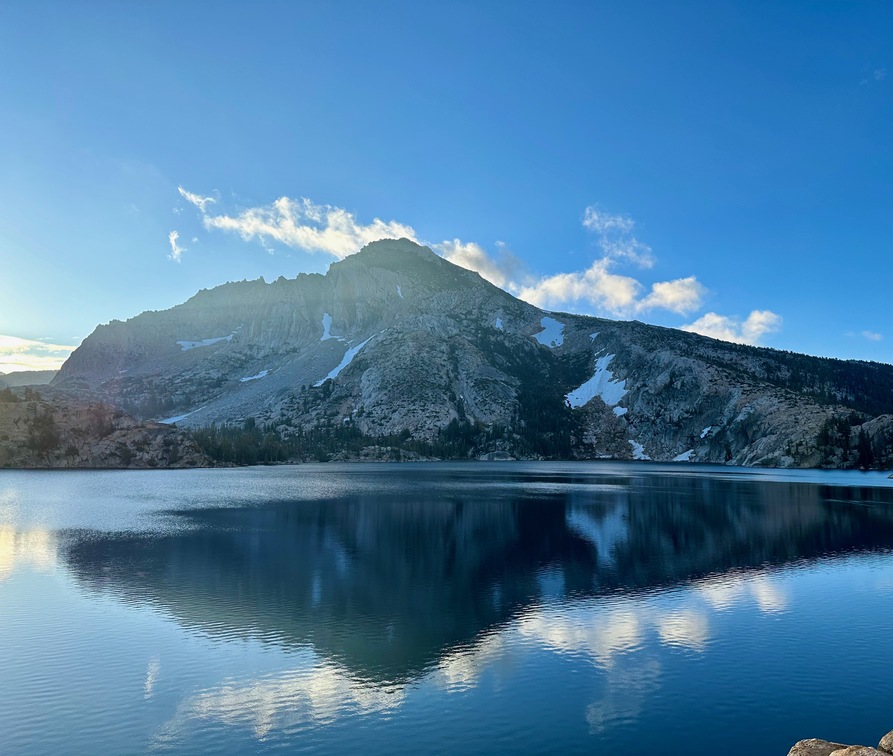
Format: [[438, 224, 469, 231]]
[[63, 470, 893, 682], [54, 239, 893, 467]]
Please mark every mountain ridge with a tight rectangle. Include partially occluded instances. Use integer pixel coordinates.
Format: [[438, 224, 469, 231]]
[[49, 238, 893, 469]]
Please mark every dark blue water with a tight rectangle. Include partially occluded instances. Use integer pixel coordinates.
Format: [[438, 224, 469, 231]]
[[2, 462, 893, 754]]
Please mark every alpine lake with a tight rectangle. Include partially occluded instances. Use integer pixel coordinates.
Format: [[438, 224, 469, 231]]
[[2, 462, 893, 754]]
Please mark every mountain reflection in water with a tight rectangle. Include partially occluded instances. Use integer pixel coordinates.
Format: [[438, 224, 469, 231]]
[[4, 465, 893, 753], [62, 470, 893, 684]]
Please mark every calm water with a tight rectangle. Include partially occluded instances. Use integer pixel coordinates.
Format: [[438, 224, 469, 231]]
[[2, 463, 893, 755]]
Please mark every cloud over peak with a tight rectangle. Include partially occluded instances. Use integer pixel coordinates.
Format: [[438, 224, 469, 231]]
[[435, 239, 525, 290], [176, 187, 775, 332], [181, 192, 418, 260]]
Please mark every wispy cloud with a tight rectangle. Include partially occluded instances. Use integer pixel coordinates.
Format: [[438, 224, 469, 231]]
[[582, 206, 654, 268], [680, 310, 782, 346], [861, 66, 887, 86], [861, 330, 883, 342], [582, 206, 635, 235], [0, 335, 78, 374], [177, 186, 216, 212], [168, 231, 185, 262]]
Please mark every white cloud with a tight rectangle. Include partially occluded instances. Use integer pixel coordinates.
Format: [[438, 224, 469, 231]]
[[177, 186, 216, 212], [168, 230, 185, 263], [875, 67, 887, 82], [517, 259, 643, 314], [435, 239, 525, 289], [681, 310, 782, 345], [182, 189, 419, 259], [862, 330, 883, 342], [0, 335, 78, 374], [510, 203, 702, 315], [516, 263, 704, 316], [0, 335, 77, 373], [638, 276, 707, 315]]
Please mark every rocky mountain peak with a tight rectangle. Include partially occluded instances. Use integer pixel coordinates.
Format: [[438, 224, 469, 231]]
[[47, 237, 893, 470]]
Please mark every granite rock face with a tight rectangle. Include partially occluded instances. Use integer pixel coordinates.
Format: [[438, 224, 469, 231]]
[[0, 388, 211, 468], [787, 739, 849, 756], [53, 239, 893, 466]]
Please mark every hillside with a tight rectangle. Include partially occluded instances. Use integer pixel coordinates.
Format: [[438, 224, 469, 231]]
[[0, 387, 211, 468], [0, 370, 57, 387], [52, 239, 893, 468]]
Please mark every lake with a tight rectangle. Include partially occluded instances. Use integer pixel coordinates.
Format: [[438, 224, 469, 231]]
[[2, 462, 893, 754]]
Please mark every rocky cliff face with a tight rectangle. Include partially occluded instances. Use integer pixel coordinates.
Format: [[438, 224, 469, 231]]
[[54, 238, 893, 468], [0, 388, 211, 468]]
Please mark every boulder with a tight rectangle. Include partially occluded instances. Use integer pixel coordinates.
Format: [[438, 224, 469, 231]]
[[878, 732, 893, 755], [788, 740, 848, 756]]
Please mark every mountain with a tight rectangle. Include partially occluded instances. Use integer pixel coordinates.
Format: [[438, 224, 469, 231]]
[[52, 238, 893, 468], [0, 370, 57, 387]]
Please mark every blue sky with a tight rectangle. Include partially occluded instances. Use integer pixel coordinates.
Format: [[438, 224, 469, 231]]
[[1, 1, 891, 371]]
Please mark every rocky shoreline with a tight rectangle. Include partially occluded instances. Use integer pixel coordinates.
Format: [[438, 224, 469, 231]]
[[789, 730, 893, 755]]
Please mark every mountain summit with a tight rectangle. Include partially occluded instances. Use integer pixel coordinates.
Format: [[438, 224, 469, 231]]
[[54, 239, 893, 467]]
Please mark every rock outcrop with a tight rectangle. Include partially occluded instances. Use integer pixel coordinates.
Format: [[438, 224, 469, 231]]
[[788, 731, 893, 756], [52, 239, 893, 467], [0, 387, 211, 468]]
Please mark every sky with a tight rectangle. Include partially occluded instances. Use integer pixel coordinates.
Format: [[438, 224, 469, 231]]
[[0, 1, 891, 372]]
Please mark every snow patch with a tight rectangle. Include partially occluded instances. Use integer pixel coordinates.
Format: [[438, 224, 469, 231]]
[[533, 316, 565, 347], [314, 335, 376, 386], [589, 332, 599, 341], [240, 370, 268, 383], [673, 449, 695, 462], [159, 407, 204, 425], [566, 354, 629, 408], [396, 285, 404, 299], [628, 440, 651, 460], [700, 426, 713, 439], [494, 317, 504, 330], [613, 406, 628, 417], [177, 332, 235, 351], [160, 413, 190, 425], [321, 313, 334, 341]]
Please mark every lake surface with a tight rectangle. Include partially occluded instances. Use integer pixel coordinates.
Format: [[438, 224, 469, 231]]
[[2, 462, 893, 754]]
